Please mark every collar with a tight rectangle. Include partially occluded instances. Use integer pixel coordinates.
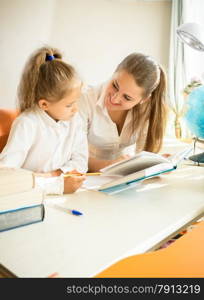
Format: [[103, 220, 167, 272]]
[[34, 105, 70, 128], [96, 82, 108, 110]]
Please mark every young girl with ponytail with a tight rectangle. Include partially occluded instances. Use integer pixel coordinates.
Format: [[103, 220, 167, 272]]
[[0, 46, 88, 194], [79, 53, 168, 172]]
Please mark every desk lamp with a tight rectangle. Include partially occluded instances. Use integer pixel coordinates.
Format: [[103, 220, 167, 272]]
[[177, 22, 204, 163]]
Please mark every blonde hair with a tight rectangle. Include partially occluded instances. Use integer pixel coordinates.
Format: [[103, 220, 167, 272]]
[[116, 53, 168, 153], [18, 46, 78, 112]]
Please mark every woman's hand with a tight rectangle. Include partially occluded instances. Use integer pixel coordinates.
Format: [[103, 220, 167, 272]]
[[161, 153, 171, 158], [161, 153, 172, 175]]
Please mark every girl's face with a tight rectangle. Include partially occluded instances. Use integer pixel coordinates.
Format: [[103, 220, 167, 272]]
[[104, 70, 148, 111], [38, 82, 82, 121]]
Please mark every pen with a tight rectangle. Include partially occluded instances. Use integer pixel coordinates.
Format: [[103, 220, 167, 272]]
[[70, 209, 83, 216], [51, 204, 83, 216], [63, 172, 101, 177]]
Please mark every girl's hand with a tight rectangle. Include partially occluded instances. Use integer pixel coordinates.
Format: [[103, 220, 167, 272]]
[[64, 175, 86, 194]]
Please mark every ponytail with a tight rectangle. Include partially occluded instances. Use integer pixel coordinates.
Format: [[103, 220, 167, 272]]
[[17, 47, 77, 112], [144, 67, 168, 152]]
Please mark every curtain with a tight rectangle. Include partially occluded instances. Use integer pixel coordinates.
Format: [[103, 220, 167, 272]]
[[168, 0, 204, 140], [168, 0, 186, 139], [183, 0, 204, 83]]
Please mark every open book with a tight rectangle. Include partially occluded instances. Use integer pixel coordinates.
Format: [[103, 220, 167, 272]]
[[83, 146, 193, 194]]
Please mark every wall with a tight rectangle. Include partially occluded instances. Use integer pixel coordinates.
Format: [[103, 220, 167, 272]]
[[49, 0, 171, 84], [0, 0, 171, 108], [0, 0, 56, 108]]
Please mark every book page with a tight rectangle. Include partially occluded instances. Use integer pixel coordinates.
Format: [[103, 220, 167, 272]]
[[144, 162, 175, 177], [168, 146, 193, 166], [99, 162, 175, 191], [82, 175, 121, 190], [100, 151, 170, 176]]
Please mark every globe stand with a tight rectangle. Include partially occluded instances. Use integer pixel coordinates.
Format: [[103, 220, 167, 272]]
[[176, 22, 204, 165], [188, 137, 204, 164]]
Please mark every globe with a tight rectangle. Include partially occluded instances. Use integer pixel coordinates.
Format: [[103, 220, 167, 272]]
[[184, 85, 204, 163], [184, 85, 204, 138]]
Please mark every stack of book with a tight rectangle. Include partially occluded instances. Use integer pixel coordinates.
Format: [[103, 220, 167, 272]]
[[0, 167, 45, 232]]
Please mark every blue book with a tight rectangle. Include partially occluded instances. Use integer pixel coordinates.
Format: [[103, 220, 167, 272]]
[[0, 204, 45, 232], [98, 147, 193, 194], [0, 188, 45, 232]]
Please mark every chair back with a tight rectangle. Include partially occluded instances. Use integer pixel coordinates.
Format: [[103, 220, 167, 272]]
[[0, 109, 19, 152]]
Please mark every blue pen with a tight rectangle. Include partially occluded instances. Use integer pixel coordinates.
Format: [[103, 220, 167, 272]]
[[70, 209, 83, 216], [51, 204, 83, 216]]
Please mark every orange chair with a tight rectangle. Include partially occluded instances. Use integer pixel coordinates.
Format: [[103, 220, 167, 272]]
[[96, 221, 204, 278], [0, 109, 19, 152]]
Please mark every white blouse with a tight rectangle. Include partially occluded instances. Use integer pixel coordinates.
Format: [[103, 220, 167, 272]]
[[0, 107, 88, 194], [79, 84, 143, 160]]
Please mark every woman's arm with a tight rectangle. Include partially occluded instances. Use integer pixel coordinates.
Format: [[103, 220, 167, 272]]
[[88, 154, 130, 172], [88, 156, 113, 172]]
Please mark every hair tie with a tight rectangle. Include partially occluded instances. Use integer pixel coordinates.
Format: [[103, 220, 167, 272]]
[[46, 54, 55, 61]]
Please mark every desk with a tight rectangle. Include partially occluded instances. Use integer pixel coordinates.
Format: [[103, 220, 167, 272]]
[[96, 220, 204, 278], [0, 164, 204, 277]]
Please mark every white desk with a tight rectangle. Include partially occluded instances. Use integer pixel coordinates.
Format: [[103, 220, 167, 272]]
[[0, 163, 204, 278]]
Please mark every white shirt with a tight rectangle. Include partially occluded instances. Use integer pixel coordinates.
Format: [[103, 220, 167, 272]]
[[0, 107, 88, 194], [79, 84, 145, 160]]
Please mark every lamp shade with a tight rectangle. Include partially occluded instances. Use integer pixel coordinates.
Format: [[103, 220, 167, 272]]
[[177, 22, 204, 52]]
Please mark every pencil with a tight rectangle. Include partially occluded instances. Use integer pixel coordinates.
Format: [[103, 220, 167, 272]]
[[63, 172, 102, 177], [84, 172, 102, 176]]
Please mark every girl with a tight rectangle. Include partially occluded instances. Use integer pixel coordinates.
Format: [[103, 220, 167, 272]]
[[0, 46, 88, 194], [79, 53, 168, 172]]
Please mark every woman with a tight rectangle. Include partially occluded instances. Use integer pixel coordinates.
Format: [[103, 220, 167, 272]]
[[79, 53, 168, 172]]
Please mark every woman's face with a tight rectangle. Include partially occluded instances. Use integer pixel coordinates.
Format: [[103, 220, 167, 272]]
[[104, 70, 147, 111]]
